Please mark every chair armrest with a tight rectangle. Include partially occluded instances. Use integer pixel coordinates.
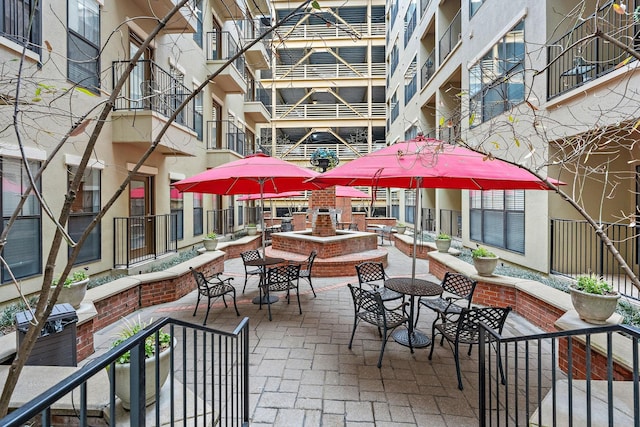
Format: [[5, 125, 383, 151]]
[[205, 273, 234, 285]]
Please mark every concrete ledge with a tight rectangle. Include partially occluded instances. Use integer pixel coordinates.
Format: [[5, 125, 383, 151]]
[[530, 379, 635, 426], [394, 234, 462, 258]]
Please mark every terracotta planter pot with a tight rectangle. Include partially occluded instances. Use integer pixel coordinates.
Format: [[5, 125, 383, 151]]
[[473, 256, 499, 276], [569, 285, 620, 324], [435, 238, 451, 253]]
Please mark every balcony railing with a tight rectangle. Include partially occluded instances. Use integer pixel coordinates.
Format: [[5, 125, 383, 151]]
[[439, 10, 461, 64], [112, 60, 195, 130], [547, 0, 639, 99], [277, 22, 385, 39], [550, 218, 640, 300], [207, 120, 255, 155], [245, 79, 271, 110], [404, 11, 416, 46], [275, 141, 387, 161], [206, 31, 245, 73], [421, 48, 436, 88], [0, 0, 41, 55], [479, 322, 640, 426], [274, 62, 386, 79], [275, 103, 386, 119], [113, 214, 177, 269], [1, 318, 250, 426]]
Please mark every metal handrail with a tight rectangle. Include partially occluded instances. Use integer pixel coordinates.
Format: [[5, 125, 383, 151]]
[[1, 317, 251, 427]]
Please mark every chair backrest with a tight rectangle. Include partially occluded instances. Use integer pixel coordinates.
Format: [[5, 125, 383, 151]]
[[441, 272, 477, 303], [189, 267, 209, 294], [266, 263, 300, 287], [355, 262, 386, 287], [305, 250, 317, 270], [382, 225, 393, 234], [456, 306, 512, 343], [241, 249, 261, 266], [348, 283, 385, 318], [348, 223, 359, 231]]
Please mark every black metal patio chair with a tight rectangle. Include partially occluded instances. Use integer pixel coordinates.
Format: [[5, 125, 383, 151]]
[[414, 272, 477, 329], [347, 283, 410, 368], [429, 306, 511, 390], [355, 261, 404, 303], [260, 263, 302, 321], [240, 249, 262, 293], [292, 250, 317, 297], [189, 267, 239, 325]]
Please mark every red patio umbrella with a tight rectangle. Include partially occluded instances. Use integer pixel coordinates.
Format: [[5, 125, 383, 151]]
[[335, 186, 370, 199], [237, 191, 303, 201], [173, 153, 321, 252], [309, 135, 560, 282]]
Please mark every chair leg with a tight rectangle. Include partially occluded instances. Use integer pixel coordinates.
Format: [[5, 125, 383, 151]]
[[296, 288, 302, 314], [266, 288, 272, 321], [231, 290, 240, 316], [203, 297, 212, 326], [414, 301, 421, 327], [377, 327, 389, 368], [348, 319, 359, 349], [192, 294, 201, 317], [307, 277, 316, 297], [454, 341, 464, 390], [221, 295, 228, 308], [428, 328, 437, 360], [242, 275, 249, 294]]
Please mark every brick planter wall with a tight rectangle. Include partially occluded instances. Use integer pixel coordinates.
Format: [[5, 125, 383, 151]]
[[395, 237, 435, 260], [428, 255, 633, 380]]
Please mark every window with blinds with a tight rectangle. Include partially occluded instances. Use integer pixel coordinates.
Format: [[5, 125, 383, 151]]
[[67, 0, 100, 91], [470, 189, 524, 253]]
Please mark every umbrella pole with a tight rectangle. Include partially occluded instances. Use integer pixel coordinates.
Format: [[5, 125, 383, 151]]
[[411, 178, 422, 285], [260, 181, 266, 256]]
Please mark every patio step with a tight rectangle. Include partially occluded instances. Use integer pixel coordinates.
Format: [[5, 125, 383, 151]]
[[529, 379, 635, 426]]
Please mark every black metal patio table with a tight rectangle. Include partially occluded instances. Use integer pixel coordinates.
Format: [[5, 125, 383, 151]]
[[384, 277, 442, 351]]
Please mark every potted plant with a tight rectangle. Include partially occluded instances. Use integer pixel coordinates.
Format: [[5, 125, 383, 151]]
[[569, 275, 620, 324], [471, 246, 499, 276], [247, 223, 258, 236], [395, 222, 407, 234], [109, 317, 175, 410], [51, 270, 89, 309], [203, 232, 218, 251], [435, 232, 452, 253]]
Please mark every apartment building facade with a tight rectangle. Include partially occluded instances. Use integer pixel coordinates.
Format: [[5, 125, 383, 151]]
[[263, 0, 387, 214], [0, 0, 272, 304], [387, 0, 640, 282]]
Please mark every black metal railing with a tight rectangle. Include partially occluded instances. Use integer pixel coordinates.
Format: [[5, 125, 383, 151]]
[[207, 208, 235, 236], [245, 80, 272, 113], [0, 0, 41, 55], [112, 60, 195, 130], [1, 317, 250, 427], [439, 10, 461, 64], [421, 48, 436, 88], [439, 209, 461, 238], [422, 207, 435, 232], [479, 322, 640, 426], [113, 214, 177, 269], [206, 31, 246, 73], [207, 120, 255, 154], [547, 0, 639, 99], [550, 218, 640, 300]]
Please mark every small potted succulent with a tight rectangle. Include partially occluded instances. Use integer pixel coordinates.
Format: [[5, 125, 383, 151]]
[[395, 222, 407, 234], [247, 223, 258, 236], [435, 232, 452, 253], [569, 275, 620, 324], [109, 317, 175, 410], [51, 269, 90, 309], [203, 232, 218, 251], [471, 245, 499, 276]]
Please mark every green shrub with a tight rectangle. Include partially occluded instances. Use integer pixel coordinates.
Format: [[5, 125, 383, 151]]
[[574, 275, 614, 295], [471, 246, 496, 258], [436, 232, 451, 240], [52, 270, 89, 288], [110, 317, 172, 364]]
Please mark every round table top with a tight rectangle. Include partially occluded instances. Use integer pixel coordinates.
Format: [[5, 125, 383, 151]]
[[384, 277, 442, 297], [245, 257, 285, 267]]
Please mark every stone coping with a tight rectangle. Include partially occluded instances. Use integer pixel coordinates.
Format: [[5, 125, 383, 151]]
[[394, 234, 462, 256], [215, 235, 260, 251], [428, 250, 633, 374]]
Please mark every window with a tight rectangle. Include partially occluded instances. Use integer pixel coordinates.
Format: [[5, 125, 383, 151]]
[[193, 193, 203, 236], [470, 0, 485, 17], [404, 56, 417, 104], [1, 157, 41, 282], [194, 85, 203, 140], [390, 90, 399, 123], [170, 181, 184, 240], [389, 0, 397, 30], [390, 43, 399, 76], [68, 166, 101, 264], [68, 0, 100, 91], [469, 20, 525, 126], [470, 190, 524, 253], [404, 2, 416, 46], [1, 0, 41, 54], [193, 0, 203, 48]]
